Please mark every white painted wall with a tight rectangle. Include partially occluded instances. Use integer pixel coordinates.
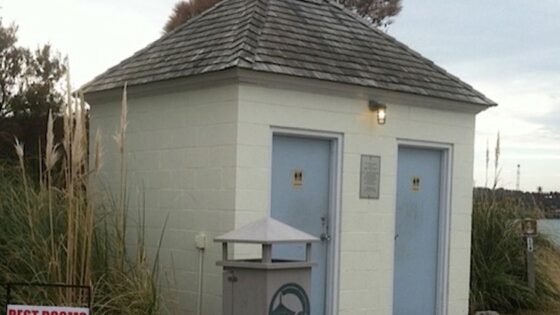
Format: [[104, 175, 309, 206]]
[[235, 83, 476, 315], [89, 73, 478, 315], [88, 84, 238, 315]]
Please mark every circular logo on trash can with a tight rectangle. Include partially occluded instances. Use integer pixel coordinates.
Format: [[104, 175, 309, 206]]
[[268, 283, 310, 315]]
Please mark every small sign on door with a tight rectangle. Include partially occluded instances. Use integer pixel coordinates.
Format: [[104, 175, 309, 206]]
[[293, 169, 303, 187], [412, 176, 420, 192]]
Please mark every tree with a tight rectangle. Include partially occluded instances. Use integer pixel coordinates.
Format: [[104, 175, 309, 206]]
[[339, 0, 402, 28], [163, 0, 221, 33], [0, 19, 67, 163], [0, 20, 66, 119], [163, 0, 402, 33]]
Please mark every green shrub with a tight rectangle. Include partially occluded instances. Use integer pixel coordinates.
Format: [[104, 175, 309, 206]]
[[470, 189, 560, 313], [0, 84, 163, 314]]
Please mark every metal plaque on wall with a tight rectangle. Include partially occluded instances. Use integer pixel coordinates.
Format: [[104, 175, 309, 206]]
[[360, 155, 381, 199]]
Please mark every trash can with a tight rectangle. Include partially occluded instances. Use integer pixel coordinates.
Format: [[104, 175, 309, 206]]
[[215, 217, 319, 315]]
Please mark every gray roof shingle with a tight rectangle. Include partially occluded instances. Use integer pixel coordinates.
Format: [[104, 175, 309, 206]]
[[82, 0, 496, 106]]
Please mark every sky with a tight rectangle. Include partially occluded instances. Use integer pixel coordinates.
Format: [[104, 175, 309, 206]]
[[389, 0, 560, 192], [1, 0, 559, 192]]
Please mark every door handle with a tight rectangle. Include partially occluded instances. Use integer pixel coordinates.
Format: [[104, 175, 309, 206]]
[[321, 216, 331, 242], [227, 271, 238, 283]]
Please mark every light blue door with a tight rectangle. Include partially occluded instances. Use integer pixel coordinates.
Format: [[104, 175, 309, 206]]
[[271, 135, 331, 315], [393, 146, 443, 315]]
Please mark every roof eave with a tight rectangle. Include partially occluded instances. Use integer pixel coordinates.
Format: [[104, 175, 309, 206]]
[[83, 67, 496, 114], [82, 68, 241, 103], [236, 68, 496, 113]]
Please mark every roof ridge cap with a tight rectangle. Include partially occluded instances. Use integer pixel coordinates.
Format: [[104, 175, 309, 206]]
[[233, 0, 271, 66], [249, 0, 271, 65], [324, 0, 496, 105], [81, 0, 234, 92]]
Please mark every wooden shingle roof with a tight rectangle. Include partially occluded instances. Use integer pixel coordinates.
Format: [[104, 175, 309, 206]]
[[83, 0, 496, 107]]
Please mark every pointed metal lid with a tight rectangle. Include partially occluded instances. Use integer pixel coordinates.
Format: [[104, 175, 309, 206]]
[[215, 217, 319, 244]]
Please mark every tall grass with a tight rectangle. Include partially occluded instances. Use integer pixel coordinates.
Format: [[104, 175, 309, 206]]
[[470, 133, 560, 313], [470, 190, 560, 312], [0, 76, 162, 314]]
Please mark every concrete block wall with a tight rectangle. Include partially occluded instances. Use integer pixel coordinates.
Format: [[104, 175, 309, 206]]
[[89, 84, 239, 315], [89, 77, 477, 315], [235, 83, 476, 315]]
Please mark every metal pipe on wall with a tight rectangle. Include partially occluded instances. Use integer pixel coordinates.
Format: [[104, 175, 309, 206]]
[[195, 233, 206, 315], [197, 249, 204, 315]]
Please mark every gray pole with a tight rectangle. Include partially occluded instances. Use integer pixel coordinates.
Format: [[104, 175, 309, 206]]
[[516, 164, 520, 191], [527, 236, 535, 292]]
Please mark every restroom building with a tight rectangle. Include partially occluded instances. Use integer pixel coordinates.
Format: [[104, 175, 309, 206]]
[[83, 0, 496, 314]]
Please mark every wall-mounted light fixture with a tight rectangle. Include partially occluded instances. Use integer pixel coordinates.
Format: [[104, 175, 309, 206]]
[[368, 99, 387, 125]]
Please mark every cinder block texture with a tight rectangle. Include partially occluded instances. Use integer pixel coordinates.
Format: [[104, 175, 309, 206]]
[[89, 84, 239, 315], [89, 78, 478, 315]]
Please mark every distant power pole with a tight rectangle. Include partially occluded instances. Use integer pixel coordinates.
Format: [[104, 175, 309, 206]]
[[516, 164, 521, 191]]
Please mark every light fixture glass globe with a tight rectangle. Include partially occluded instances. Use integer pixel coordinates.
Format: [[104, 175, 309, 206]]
[[377, 107, 386, 125]]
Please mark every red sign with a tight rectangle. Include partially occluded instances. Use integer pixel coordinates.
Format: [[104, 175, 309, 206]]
[[7, 305, 89, 315]]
